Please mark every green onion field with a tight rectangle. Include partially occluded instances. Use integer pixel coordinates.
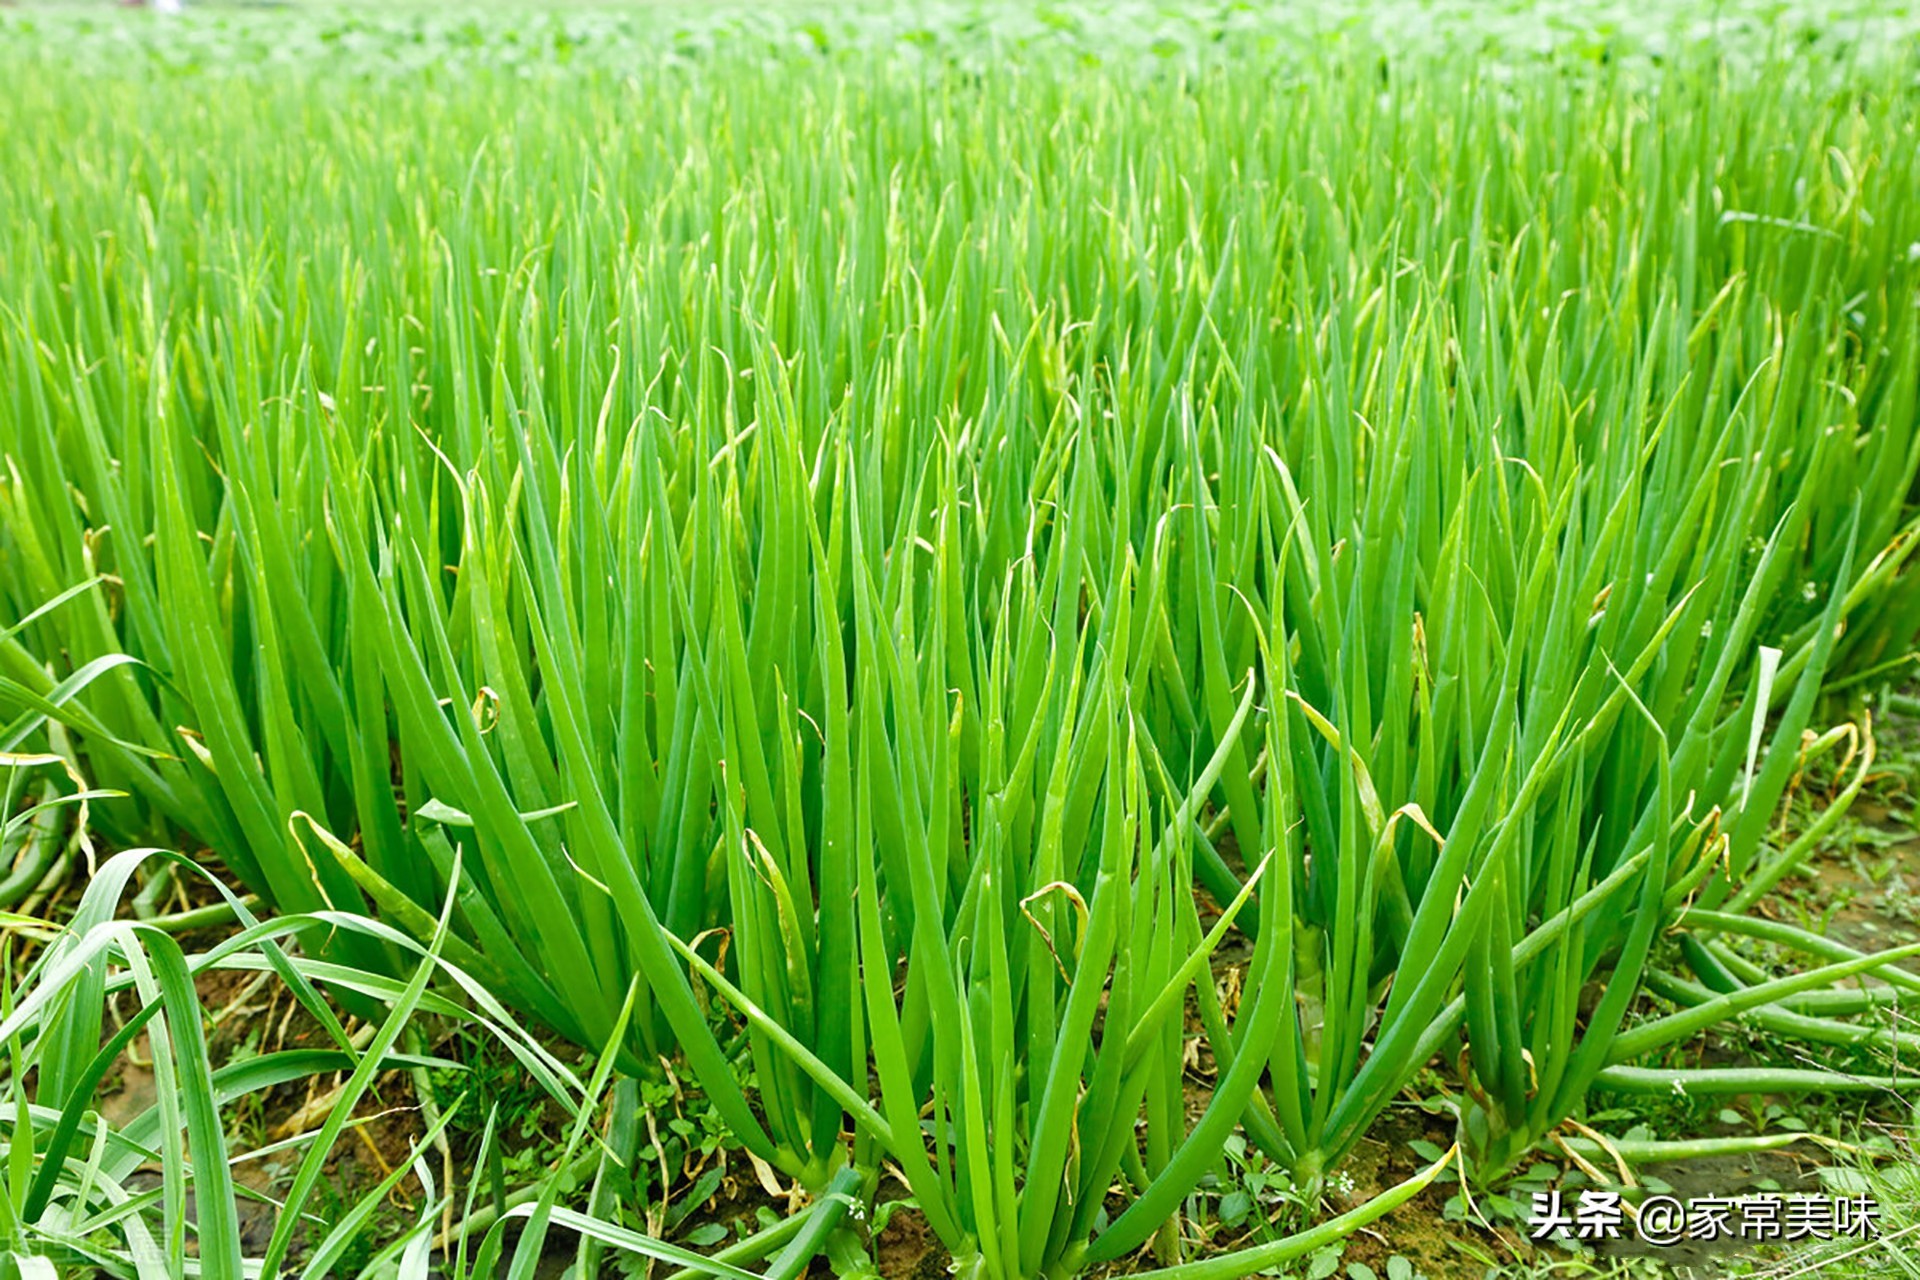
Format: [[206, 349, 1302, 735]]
[[3, 1, 1920, 1276]]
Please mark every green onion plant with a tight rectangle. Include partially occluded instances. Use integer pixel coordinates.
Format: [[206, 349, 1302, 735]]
[[2, 1, 1918, 1272]]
